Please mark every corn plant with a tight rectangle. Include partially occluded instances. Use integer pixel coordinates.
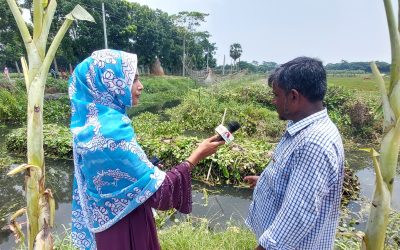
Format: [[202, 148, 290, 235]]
[[5, 1, 94, 249], [362, 0, 400, 249]]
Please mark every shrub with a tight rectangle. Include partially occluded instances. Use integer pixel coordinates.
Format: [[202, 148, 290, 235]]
[[0, 89, 26, 124], [6, 124, 72, 158]]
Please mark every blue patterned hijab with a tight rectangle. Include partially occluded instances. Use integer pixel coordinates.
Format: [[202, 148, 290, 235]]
[[68, 49, 166, 250]]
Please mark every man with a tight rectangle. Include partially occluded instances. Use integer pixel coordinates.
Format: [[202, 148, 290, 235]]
[[3, 66, 10, 81], [245, 57, 344, 250]]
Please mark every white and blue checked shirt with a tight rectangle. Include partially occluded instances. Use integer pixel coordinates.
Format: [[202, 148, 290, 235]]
[[246, 109, 344, 250]]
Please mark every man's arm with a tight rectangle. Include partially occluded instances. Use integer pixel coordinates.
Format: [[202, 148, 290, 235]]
[[258, 142, 335, 249]]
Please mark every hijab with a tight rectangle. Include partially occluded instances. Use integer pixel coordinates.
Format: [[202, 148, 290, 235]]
[[69, 49, 165, 249]]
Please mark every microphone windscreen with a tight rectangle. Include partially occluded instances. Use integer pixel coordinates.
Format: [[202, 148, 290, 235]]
[[226, 121, 241, 134]]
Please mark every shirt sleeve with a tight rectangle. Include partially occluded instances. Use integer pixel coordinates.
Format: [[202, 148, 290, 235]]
[[146, 161, 192, 214], [259, 142, 334, 249]]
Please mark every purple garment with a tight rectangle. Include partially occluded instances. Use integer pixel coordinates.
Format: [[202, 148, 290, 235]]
[[95, 162, 192, 250]]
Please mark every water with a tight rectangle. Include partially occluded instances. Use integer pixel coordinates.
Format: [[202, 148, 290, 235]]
[[0, 129, 399, 249], [0, 159, 74, 249]]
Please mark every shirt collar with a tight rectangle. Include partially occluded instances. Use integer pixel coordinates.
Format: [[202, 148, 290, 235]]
[[286, 108, 328, 136]]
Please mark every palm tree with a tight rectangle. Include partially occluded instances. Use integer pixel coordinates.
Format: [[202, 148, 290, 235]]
[[229, 43, 242, 70]]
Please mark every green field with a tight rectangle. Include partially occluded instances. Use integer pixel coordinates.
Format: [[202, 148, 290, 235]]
[[327, 74, 387, 93]]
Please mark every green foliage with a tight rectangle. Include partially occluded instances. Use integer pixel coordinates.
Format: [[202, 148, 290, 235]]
[[159, 218, 257, 250], [0, 89, 26, 124], [135, 110, 273, 184], [0, 0, 24, 70], [43, 97, 71, 125], [213, 76, 274, 108], [52, 227, 77, 250], [46, 77, 69, 93], [0, 89, 70, 125], [236, 61, 278, 73], [9, 0, 217, 73], [128, 76, 196, 116], [324, 86, 381, 140], [165, 90, 284, 140], [327, 75, 385, 93], [134, 112, 184, 137], [138, 134, 271, 184], [326, 60, 390, 73], [6, 124, 72, 158], [0, 155, 14, 170], [229, 43, 242, 63], [335, 209, 400, 249]]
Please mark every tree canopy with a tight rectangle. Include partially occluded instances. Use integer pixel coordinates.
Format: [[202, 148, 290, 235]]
[[229, 43, 242, 64], [325, 60, 390, 73], [0, 0, 217, 73], [0, 1, 392, 74]]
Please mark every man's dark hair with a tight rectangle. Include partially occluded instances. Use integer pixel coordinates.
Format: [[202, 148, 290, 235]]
[[268, 57, 327, 102]]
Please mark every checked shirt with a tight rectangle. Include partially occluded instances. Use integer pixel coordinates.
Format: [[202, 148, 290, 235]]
[[246, 109, 344, 250]]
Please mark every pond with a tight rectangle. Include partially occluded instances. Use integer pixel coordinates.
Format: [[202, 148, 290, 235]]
[[0, 128, 399, 249]]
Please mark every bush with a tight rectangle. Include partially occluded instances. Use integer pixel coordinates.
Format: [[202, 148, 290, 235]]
[[0, 88, 70, 125], [127, 76, 196, 116], [6, 122, 273, 184], [325, 86, 381, 140], [6, 124, 72, 158], [165, 90, 285, 141], [0, 89, 26, 124], [44, 96, 71, 125], [46, 77, 69, 93]]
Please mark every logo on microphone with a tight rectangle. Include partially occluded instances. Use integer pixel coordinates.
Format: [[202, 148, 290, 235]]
[[215, 124, 234, 143]]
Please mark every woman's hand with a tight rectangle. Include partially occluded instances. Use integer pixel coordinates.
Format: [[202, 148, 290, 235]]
[[186, 135, 225, 169], [244, 175, 259, 189]]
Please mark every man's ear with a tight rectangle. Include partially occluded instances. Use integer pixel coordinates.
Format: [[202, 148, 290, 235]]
[[290, 89, 300, 102]]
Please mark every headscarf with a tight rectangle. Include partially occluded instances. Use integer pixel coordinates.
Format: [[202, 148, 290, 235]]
[[69, 49, 166, 250]]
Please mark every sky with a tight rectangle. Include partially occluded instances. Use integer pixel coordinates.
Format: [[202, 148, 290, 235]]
[[131, 0, 393, 65]]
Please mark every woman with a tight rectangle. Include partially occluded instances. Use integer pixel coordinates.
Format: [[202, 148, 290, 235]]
[[69, 49, 223, 250]]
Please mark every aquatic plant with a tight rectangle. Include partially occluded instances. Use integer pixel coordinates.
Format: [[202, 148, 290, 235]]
[[362, 0, 400, 249], [5, 0, 93, 249]]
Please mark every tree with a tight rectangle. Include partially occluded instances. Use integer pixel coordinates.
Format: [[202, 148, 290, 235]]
[[173, 11, 209, 76], [5, 1, 94, 249], [229, 43, 242, 69], [1, 1, 217, 75], [0, 0, 25, 70], [186, 31, 217, 69]]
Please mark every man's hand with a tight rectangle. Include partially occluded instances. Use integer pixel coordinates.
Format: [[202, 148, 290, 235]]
[[255, 245, 265, 250], [244, 175, 259, 189]]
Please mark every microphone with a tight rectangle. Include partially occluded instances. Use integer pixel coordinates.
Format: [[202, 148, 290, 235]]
[[214, 121, 241, 143], [150, 156, 162, 166]]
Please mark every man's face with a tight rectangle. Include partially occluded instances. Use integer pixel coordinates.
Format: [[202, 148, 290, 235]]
[[131, 74, 143, 106], [272, 83, 290, 120]]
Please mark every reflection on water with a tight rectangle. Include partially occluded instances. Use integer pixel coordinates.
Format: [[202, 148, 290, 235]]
[[357, 168, 400, 208], [189, 181, 253, 228], [0, 159, 74, 249], [346, 150, 400, 209], [0, 147, 399, 249]]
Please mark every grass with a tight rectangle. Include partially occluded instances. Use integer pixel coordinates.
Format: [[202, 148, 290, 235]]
[[159, 219, 257, 250], [127, 75, 197, 116], [328, 75, 378, 92], [1, 73, 396, 249], [327, 74, 388, 104], [39, 209, 400, 250]]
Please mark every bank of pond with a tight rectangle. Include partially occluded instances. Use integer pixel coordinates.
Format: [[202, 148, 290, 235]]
[[0, 74, 399, 249], [0, 153, 399, 249]]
